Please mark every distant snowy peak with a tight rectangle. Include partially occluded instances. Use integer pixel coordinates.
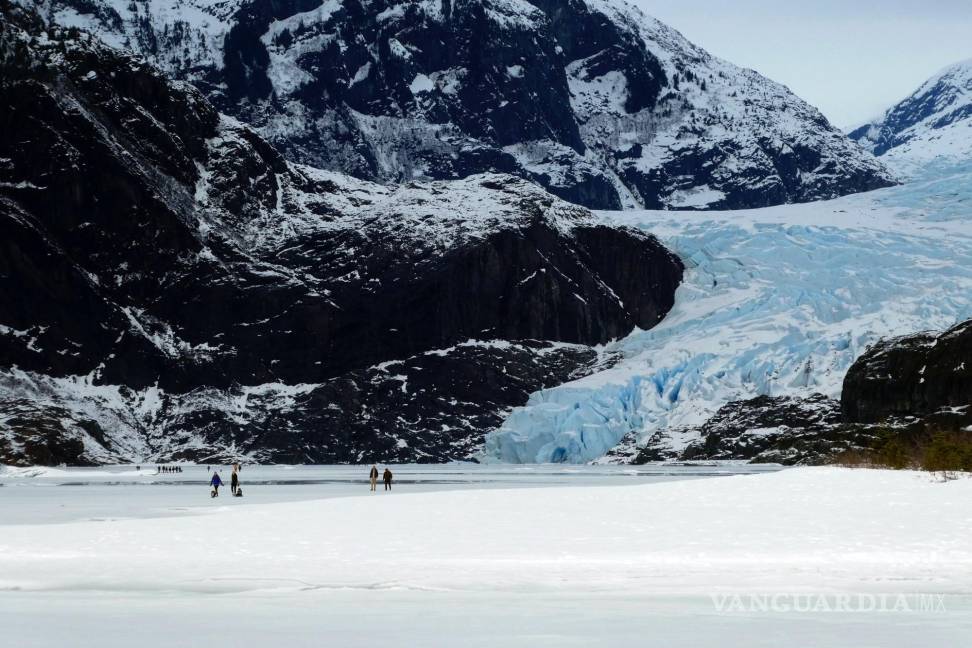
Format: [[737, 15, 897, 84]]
[[850, 58, 972, 176], [24, 0, 894, 210]]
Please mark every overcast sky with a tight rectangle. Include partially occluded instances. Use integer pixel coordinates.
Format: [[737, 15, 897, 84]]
[[631, 0, 972, 128]]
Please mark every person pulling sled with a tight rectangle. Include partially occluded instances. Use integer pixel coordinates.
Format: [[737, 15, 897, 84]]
[[210, 472, 223, 497]]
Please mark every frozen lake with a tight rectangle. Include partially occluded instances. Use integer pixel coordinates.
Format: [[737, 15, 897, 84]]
[[2, 465, 970, 647], [0, 462, 780, 524]]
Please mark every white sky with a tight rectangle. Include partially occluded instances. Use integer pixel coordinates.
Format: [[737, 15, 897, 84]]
[[630, 0, 972, 128]]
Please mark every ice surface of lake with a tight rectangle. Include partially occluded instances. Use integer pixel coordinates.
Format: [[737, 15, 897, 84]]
[[2, 465, 970, 647], [0, 462, 779, 524]]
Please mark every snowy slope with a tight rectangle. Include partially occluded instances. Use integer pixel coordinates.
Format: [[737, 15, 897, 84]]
[[40, 0, 242, 78], [553, 0, 894, 208], [24, 0, 894, 210], [850, 59, 972, 177], [485, 164, 972, 463]]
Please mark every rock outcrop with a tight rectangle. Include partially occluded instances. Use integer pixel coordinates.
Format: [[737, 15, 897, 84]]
[[841, 320, 972, 426], [673, 394, 873, 465]]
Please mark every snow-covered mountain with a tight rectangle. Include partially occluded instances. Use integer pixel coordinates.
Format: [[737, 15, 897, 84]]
[[5, 2, 961, 468], [0, 5, 682, 465], [850, 59, 972, 177], [24, 0, 894, 210], [485, 166, 972, 464]]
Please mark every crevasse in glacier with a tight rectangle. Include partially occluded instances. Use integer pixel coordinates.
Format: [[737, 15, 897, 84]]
[[484, 163, 972, 463]]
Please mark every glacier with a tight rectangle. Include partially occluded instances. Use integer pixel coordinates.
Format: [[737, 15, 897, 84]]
[[484, 163, 972, 463]]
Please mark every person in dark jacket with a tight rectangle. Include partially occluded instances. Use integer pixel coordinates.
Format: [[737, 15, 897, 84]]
[[210, 472, 223, 497], [383, 468, 393, 491], [231, 465, 240, 495], [369, 464, 379, 492]]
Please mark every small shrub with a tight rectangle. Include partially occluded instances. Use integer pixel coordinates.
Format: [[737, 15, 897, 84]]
[[878, 437, 912, 469], [921, 432, 972, 474], [830, 449, 875, 468]]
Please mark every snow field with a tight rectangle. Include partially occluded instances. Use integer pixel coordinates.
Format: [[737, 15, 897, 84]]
[[2, 468, 971, 596]]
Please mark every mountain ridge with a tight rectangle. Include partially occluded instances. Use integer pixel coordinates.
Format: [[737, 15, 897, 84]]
[[24, 0, 895, 209], [850, 58, 972, 176]]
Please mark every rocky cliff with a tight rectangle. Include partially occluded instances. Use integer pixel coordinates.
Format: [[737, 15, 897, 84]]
[[841, 320, 972, 426], [0, 6, 683, 465]]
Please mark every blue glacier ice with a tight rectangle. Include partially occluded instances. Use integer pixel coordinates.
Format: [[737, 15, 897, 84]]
[[484, 165, 972, 463]]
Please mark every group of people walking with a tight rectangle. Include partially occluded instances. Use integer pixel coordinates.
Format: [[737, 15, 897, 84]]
[[369, 464, 393, 491], [203, 462, 396, 498], [158, 465, 182, 474]]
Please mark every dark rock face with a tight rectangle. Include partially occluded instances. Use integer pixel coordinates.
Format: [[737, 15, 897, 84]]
[[30, 0, 894, 210], [841, 320, 972, 425], [530, 0, 665, 115], [0, 9, 682, 465], [631, 394, 875, 466], [152, 341, 603, 464], [0, 398, 108, 467], [674, 394, 874, 465]]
